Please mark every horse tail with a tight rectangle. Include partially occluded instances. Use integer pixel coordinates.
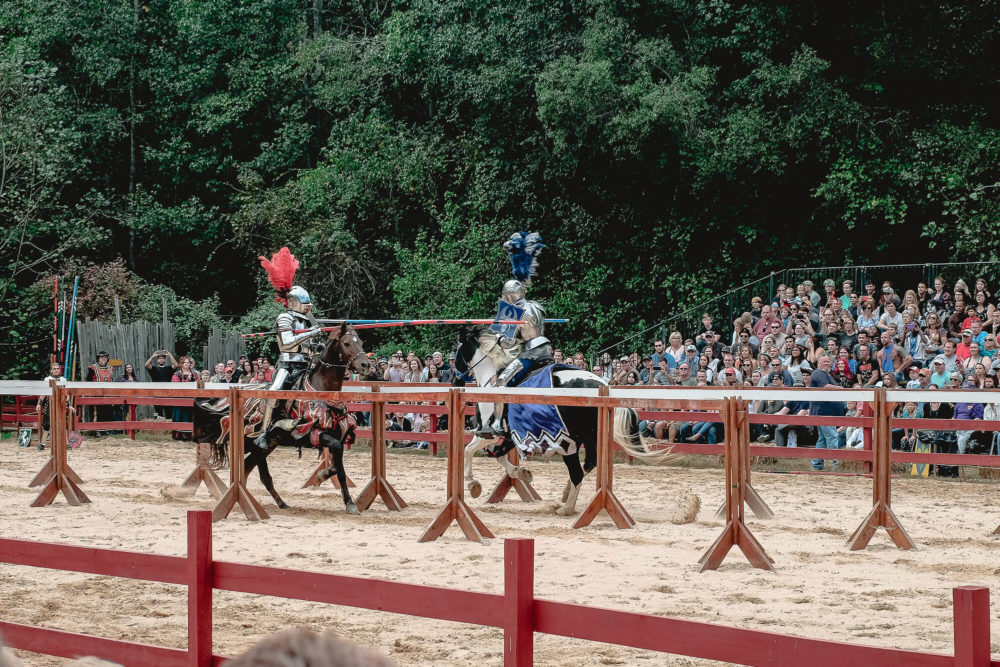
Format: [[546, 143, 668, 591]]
[[210, 436, 229, 469], [612, 407, 678, 465]]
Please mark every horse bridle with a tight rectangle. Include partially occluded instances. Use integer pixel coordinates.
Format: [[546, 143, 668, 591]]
[[460, 333, 502, 378], [314, 331, 368, 371], [315, 350, 367, 370]]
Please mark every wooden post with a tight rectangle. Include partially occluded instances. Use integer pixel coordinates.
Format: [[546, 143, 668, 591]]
[[187, 511, 213, 667], [179, 443, 227, 500], [503, 538, 534, 666], [128, 402, 137, 440], [355, 386, 406, 511], [30, 381, 90, 507], [573, 385, 635, 529], [211, 387, 269, 522], [847, 387, 914, 550], [698, 398, 773, 571], [419, 389, 494, 543], [861, 399, 874, 475], [487, 448, 542, 504], [953, 586, 990, 667], [302, 448, 356, 490], [429, 413, 439, 457], [716, 398, 773, 519]]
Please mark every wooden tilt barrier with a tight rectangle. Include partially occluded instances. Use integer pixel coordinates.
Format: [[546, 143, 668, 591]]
[[698, 398, 774, 571], [355, 386, 407, 512], [419, 389, 494, 543], [212, 386, 269, 522], [13, 381, 1000, 555], [29, 380, 90, 508], [848, 388, 916, 550], [487, 448, 542, 503], [714, 394, 774, 521], [574, 385, 635, 529]]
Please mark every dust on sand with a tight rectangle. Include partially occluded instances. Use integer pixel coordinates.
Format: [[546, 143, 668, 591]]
[[1, 437, 998, 665]]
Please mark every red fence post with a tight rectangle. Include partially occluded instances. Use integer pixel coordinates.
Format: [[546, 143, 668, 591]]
[[188, 510, 213, 667], [953, 586, 990, 667], [504, 538, 534, 667]]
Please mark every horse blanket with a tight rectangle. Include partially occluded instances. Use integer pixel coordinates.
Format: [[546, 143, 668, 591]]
[[509, 365, 575, 457], [289, 399, 356, 448]]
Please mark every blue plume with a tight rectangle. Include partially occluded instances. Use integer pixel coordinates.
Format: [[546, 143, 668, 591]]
[[504, 231, 544, 283]]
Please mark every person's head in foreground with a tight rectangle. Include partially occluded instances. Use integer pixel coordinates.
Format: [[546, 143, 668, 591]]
[[226, 628, 396, 667]]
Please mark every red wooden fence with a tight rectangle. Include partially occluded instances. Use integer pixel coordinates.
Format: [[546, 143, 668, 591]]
[[0, 510, 994, 667]]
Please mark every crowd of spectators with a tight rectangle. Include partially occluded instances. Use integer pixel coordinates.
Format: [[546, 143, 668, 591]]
[[617, 276, 1000, 464]]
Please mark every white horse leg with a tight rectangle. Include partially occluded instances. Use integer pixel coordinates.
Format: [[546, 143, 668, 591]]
[[464, 435, 491, 498], [561, 479, 572, 503], [556, 483, 582, 516], [498, 449, 533, 483]]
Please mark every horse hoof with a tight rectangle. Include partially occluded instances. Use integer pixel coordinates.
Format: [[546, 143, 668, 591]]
[[520, 469, 533, 484], [469, 481, 482, 498], [345, 503, 360, 515], [278, 502, 290, 510], [555, 504, 575, 517]]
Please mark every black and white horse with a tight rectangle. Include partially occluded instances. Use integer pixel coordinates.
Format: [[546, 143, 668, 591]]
[[454, 326, 674, 516]]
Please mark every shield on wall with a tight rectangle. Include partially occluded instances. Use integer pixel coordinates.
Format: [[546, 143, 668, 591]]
[[491, 299, 524, 339]]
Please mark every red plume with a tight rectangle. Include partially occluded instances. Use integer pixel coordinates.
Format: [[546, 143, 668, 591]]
[[259, 247, 299, 305]]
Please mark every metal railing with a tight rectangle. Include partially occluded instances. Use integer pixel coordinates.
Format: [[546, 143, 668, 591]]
[[597, 260, 1000, 362]]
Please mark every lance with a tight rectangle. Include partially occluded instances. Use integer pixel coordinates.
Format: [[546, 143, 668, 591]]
[[51, 276, 58, 364], [64, 276, 80, 375], [241, 318, 569, 338]]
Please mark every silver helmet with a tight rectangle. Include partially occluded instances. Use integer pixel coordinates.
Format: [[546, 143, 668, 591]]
[[502, 279, 526, 306], [286, 285, 312, 314]]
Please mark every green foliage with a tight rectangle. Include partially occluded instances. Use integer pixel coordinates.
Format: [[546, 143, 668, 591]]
[[3, 0, 1000, 375]]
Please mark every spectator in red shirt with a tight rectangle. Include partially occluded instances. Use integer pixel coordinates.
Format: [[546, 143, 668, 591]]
[[753, 305, 781, 339], [956, 329, 974, 360]]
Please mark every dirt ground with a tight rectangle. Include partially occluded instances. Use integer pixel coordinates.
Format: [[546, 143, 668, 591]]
[[1, 435, 998, 666]]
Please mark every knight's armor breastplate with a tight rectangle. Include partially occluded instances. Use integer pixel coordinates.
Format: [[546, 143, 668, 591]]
[[276, 310, 315, 364]]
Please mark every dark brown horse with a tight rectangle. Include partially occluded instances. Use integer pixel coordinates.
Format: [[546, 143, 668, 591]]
[[194, 323, 372, 513]]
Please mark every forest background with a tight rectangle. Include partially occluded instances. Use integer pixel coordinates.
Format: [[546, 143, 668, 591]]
[[2, 0, 999, 377]]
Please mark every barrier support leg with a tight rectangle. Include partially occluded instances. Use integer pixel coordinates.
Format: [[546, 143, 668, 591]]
[[420, 391, 494, 543], [848, 389, 914, 551], [699, 398, 773, 571], [574, 386, 635, 529], [715, 404, 773, 520], [180, 443, 227, 500], [302, 448, 356, 490], [356, 388, 406, 512], [212, 388, 269, 522], [31, 383, 90, 507], [488, 448, 542, 504]]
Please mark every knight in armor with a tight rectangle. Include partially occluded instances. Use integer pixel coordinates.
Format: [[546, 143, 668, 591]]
[[495, 279, 550, 387], [253, 248, 324, 449], [478, 232, 550, 437]]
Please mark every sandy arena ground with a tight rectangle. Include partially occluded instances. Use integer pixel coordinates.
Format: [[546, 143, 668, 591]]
[[1, 435, 999, 666]]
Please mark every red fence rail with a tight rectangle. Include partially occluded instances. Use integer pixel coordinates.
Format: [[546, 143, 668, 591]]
[[0, 510, 995, 667]]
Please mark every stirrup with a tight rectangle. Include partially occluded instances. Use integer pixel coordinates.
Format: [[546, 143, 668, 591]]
[[251, 432, 270, 451]]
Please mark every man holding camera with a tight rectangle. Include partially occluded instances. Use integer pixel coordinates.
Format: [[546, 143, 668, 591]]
[[383, 351, 407, 382], [145, 349, 178, 419]]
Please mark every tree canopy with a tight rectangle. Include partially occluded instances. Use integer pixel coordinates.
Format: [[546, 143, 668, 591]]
[[2, 0, 999, 376]]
